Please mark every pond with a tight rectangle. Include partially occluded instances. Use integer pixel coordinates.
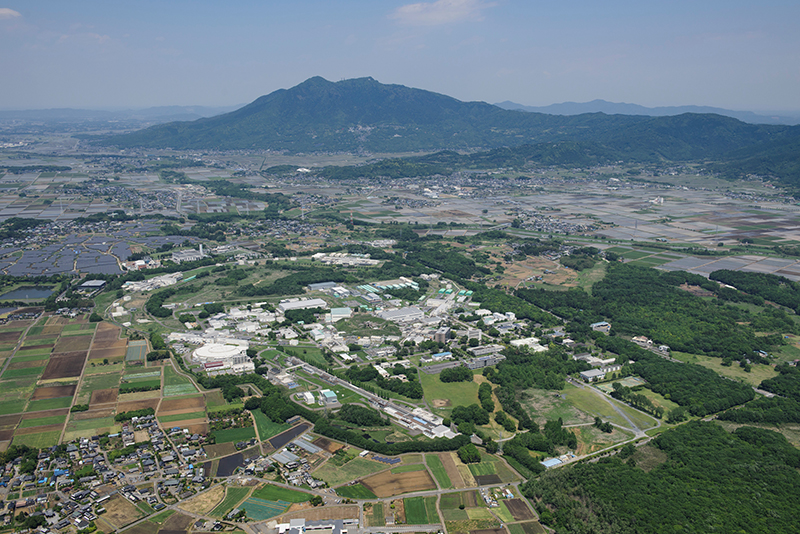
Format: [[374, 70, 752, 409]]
[[0, 286, 54, 300]]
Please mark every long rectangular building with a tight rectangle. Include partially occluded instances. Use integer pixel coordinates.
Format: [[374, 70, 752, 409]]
[[278, 298, 329, 312]]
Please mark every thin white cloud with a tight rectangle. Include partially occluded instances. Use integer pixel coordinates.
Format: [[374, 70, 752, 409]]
[[391, 0, 493, 26], [0, 7, 21, 20]]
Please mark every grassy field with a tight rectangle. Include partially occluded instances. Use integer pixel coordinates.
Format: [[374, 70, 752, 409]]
[[563, 384, 657, 430], [12, 353, 51, 362], [426, 454, 452, 489], [19, 414, 67, 428], [313, 457, 387, 486], [164, 384, 199, 396], [12, 430, 61, 448], [164, 365, 193, 386], [27, 396, 73, 412], [672, 351, 778, 386], [251, 484, 311, 503], [210, 486, 251, 518], [3, 366, 44, 379], [419, 371, 479, 413], [336, 483, 377, 499], [67, 416, 117, 432], [147, 509, 176, 524], [211, 426, 256, 444], [369, 502, 385, 527], [252, 409, 290, 440], [467, 462, 496, 476]]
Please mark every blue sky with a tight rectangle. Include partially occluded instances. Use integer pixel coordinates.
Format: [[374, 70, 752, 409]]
[[1, 0, 798, 111]]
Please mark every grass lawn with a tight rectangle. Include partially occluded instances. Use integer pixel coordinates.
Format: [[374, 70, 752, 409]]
[[159, 411, 206, 423], [391, 464, 427, 474], [313, 457, 387, 487], [282, 346, 328, 368], [252, 409, 290, 440], [26, 396, 73, 412], [12, 430, 61, 448], [251, 484, 311, 503], [672, 351, 778, 386], [211, 426, 256, 444], [18, 414, 67, 428], [426, 454, 452, 489], [419, 371, 479, 413], [210, 486, 251, 518], [0, 399, 27, 415], [336, 483, 377, 499], [564, 384, 657, 431]]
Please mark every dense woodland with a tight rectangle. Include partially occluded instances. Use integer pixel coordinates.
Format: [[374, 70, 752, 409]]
[[522, 422, 800, 534]]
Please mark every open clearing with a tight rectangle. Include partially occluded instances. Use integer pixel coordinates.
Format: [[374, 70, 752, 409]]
[[361, 469, 436, 498], [505, 499, 535, 521], [90, 388, 118, 406], [210, 486, 251, 518], [103, 495, 145, 530], [158, 395, 204, 414], [313, 456, 387, 487], [117, 398, 160, 412], [178, 484, 225, 515], [31, 384, 76, 399], [53, 335, 92, 353]]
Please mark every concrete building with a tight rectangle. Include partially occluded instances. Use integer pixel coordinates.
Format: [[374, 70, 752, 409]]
[[319, 389, 338, 404], [278, 298, 329, 313], [579, 365, 623, 382], [466, 354, 506, 369], [378, 306, 424, 323], [172, 245, 206, 263], [434, 326, 451, 344]]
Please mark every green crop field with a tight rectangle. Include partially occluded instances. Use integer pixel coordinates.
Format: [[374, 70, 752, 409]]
[[426, 454, 452, 488], [336, 483, 377, 499], [62, 323, 97, 333], [163, 384, 198, 396], [164, 365, 193, 386], [19, 414, 67, 428], [27, 397, 73, 412], [391, 464, 427, 474], [314, 457, 387, 486], [468, 462, 497, 476], [404, 497, 431, 524], [210, 486, 251, 517], [67, 416, 116, 432], [22, 337, 57, 347], [12, 430, 61, 448], [3, 366, 44, 378], [252, 409, 290, 440], [251, 484, 311, 503], [211, 426, 256, 444], [85, 363, 123, 375], [158, 411, 206, 423], [12, 353, 51, 362], [0, 400, 27, 415]]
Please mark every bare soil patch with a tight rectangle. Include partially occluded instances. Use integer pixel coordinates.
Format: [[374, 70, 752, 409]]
[[15, 423, 64, 435], [90, 388, 118, 406], [0, 430, 13, 441], [279, 505, 359, 522], [312, 436, 344, 454], [439, 452, 465, 488], [505, 499, 534, 521], [21, 408, 69, 419], [116, 398, 160, 412], [0, 331, 22, 343], [71, 408, 115, 420], [184, 423, 209, 435], [361, 470, 436, 498], [205, 442, 237, 458], [102, 494, 144, 529], [158, 396, 204, 414], [161, 512, 195, 531], [179, 484, 226, 514], [21, 344, 53, 352], [41, 325, 63, 336], [53, 335, 92, 353], [432, 399, 451, 408], [88, 347, 127, 360], [0, 414, 22, 429], [31, 384, 76, 400], [472, 529, 505, 534], [7, 359, 47, 369], [41, 352, 87, 380], [475, 474, 502, 486], [116, 390, 161, 402]]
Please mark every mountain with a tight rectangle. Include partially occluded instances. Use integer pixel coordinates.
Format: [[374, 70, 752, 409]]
[[495, 99, 800, 126], [95, 77, 800, 181], [97, 76, 649, 152]]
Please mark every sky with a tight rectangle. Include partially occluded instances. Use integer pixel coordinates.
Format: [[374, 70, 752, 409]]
[[1, 0, 799, 112]]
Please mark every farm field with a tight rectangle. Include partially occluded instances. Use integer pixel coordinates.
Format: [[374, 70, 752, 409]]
[[251, 483, 311, 503], [426, 454, 452, 489], [212, 426, 256, 444], [360, 468, 436, 498], [336, 483, 377, 499], [178, 485, 225, 515], [404, 496, 439, 525], [313, 456, 387, 487], [210, 486, 251, 518], [252, 409, 290, 441]]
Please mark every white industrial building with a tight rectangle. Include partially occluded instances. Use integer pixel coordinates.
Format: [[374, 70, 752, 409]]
[[192, 340, 249, 364], [377, 307, 424, 323], [278, 298, 329, 313]]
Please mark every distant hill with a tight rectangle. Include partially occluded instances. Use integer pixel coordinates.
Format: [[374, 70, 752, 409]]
[[495, 99, 800, 126]]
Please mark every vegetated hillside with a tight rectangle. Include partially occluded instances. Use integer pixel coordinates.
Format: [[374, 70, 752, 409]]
[[96, 76, 800, 160], [99, 76, 643, 152]]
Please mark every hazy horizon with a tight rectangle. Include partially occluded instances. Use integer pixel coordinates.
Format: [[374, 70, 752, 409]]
[[1, 1, 799, 112]]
